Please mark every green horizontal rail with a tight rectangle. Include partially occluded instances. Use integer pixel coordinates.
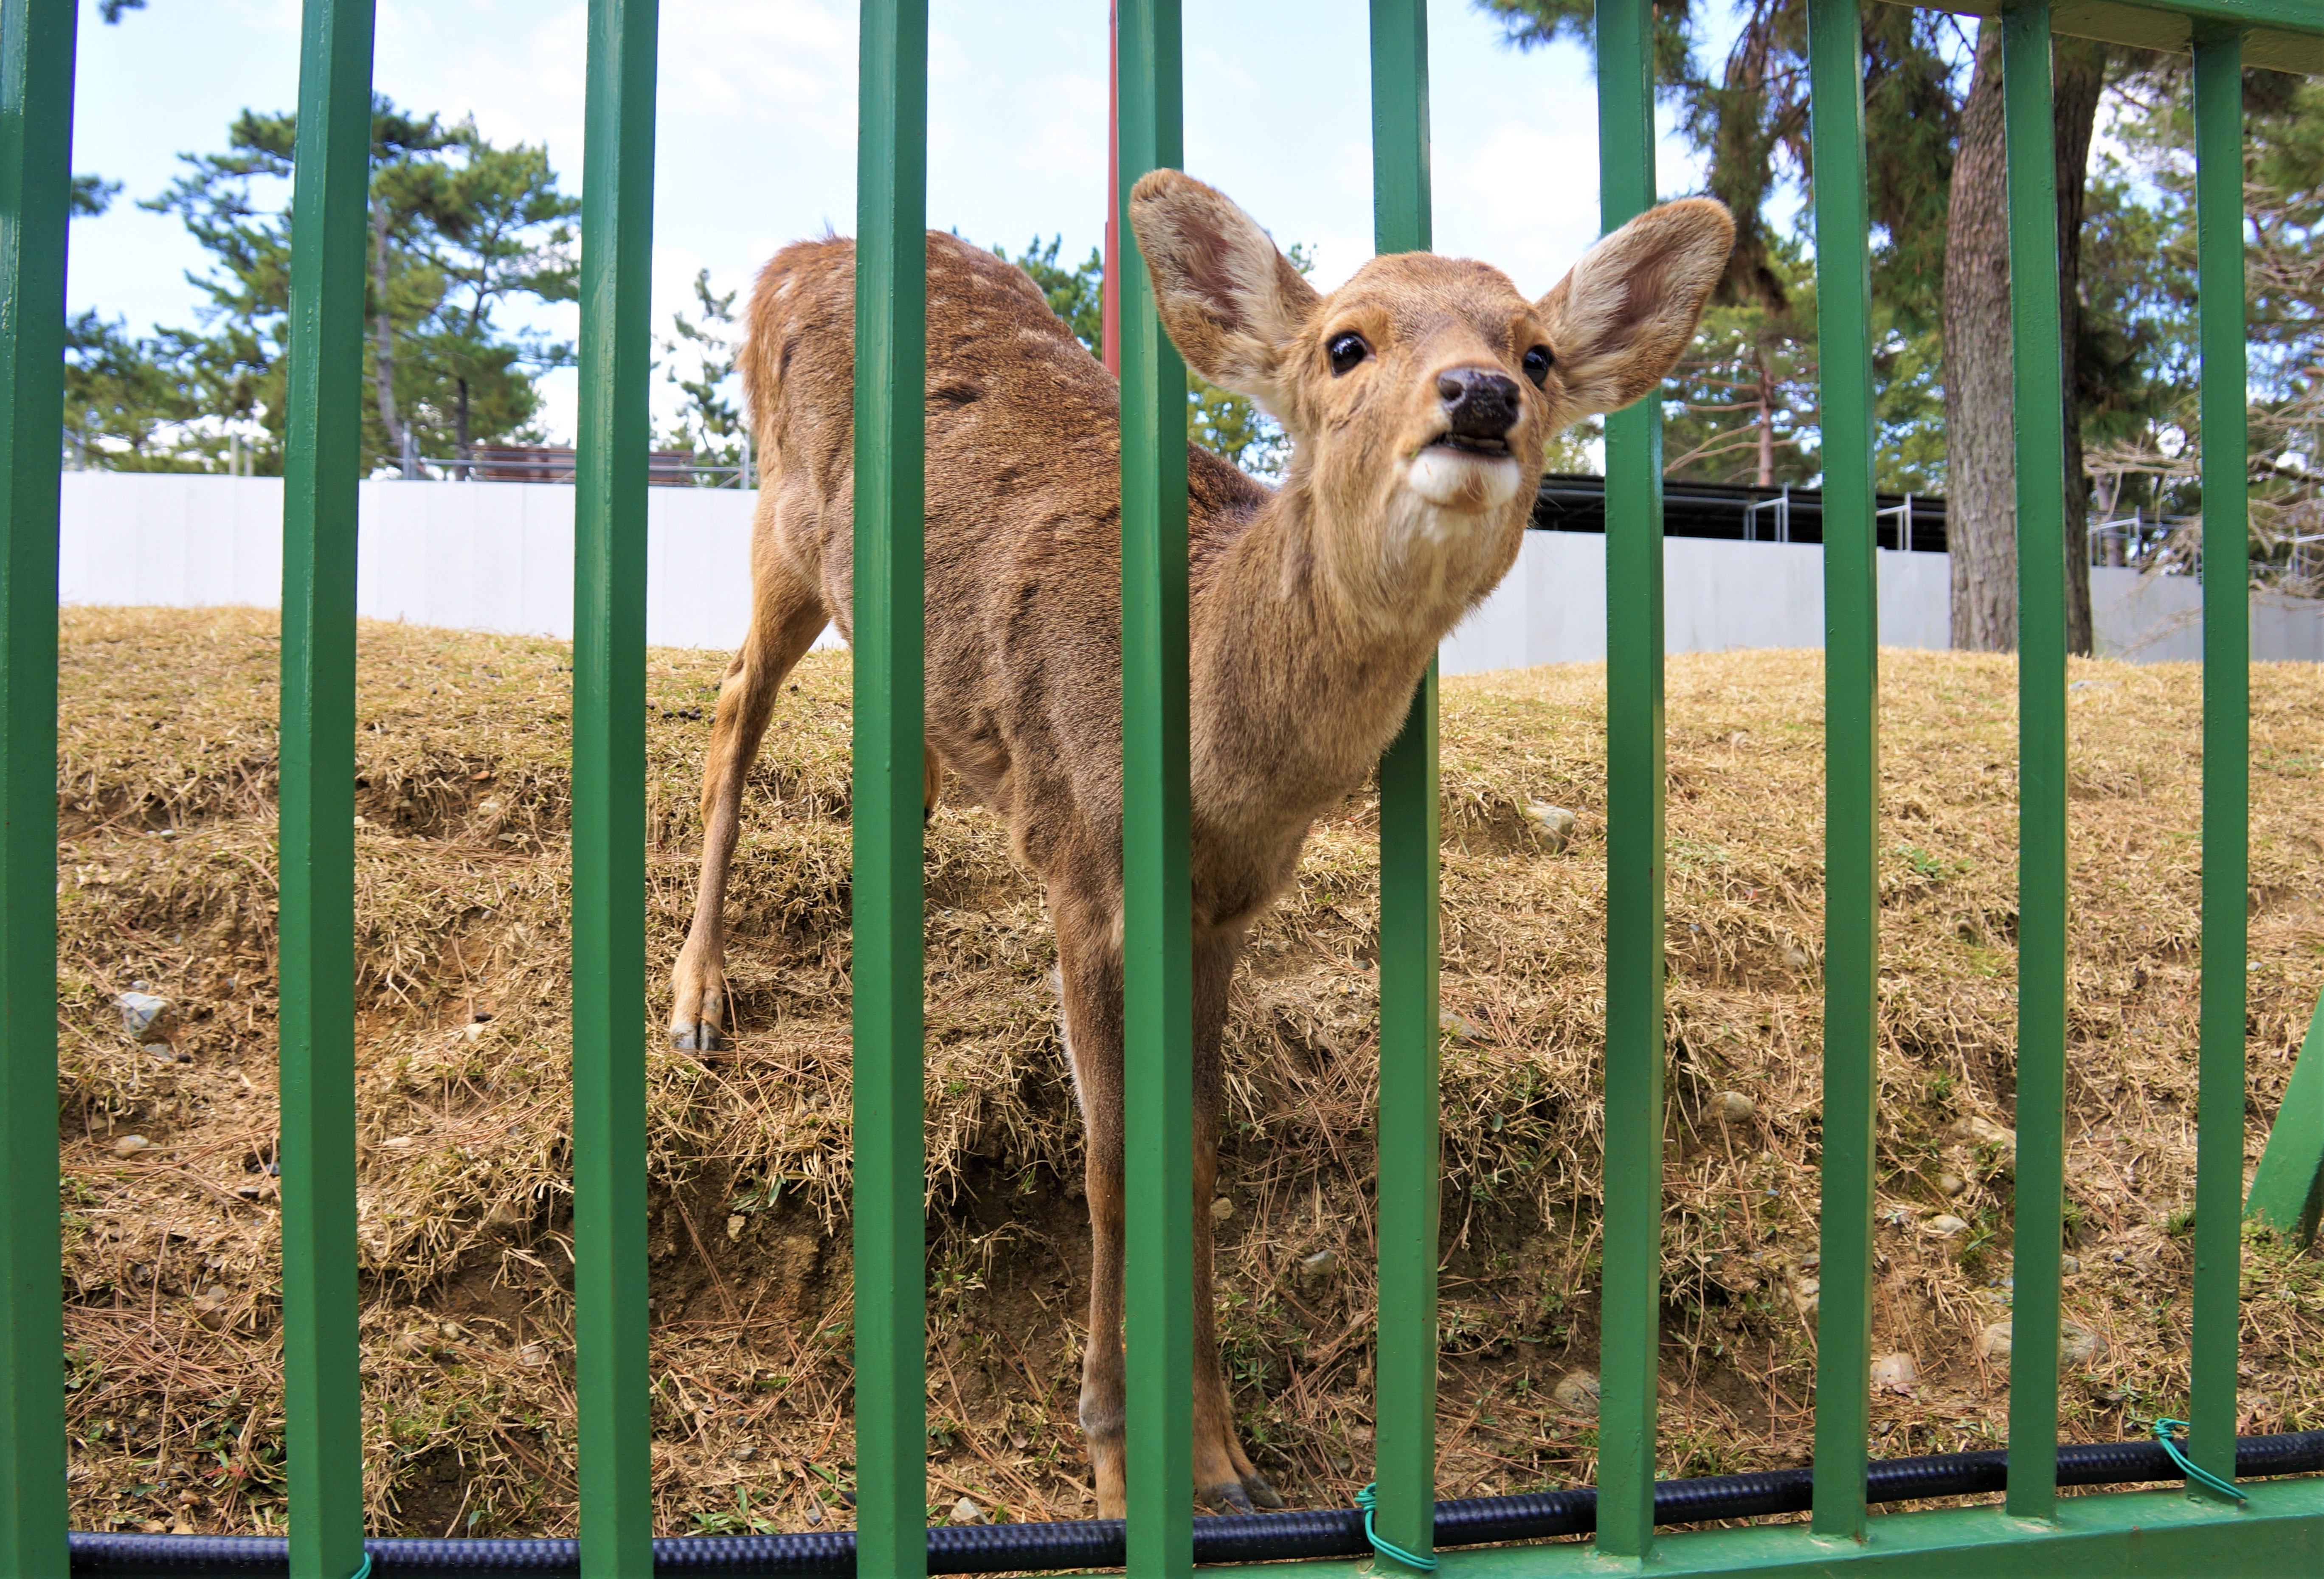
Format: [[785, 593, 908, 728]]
[[572, 0, 658, 1572], [276, 3, 376, 1576], [1894, 2, 2324, 78], [0, 0, 76, 1570]]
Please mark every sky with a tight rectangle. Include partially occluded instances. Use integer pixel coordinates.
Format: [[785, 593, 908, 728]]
[[65, 0, 1710, 441]]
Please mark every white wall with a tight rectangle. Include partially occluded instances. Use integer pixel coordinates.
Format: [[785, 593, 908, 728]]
[[60, 472, 773, 653], [1438, 533, 1953, 674], [59, 472, 2324, 668]]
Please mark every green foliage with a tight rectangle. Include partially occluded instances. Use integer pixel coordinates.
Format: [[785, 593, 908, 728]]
[[2080, 66, 2324, 582], [994, 233, 1103, 350], [71, 96, 577, 474], [658, 268, 744, 467]]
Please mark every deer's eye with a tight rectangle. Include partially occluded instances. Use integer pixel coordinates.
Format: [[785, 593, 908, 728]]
[[1522, 346, 1554, 388], [1327, 332, 1370, 376]]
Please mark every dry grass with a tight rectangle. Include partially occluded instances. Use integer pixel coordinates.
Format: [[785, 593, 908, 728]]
[[52, 604, 2324, 1542]]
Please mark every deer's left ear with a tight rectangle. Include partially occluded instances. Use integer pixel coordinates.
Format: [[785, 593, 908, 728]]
[[1128, 169, 1322, 412], [1536, 198, 1734, 418]]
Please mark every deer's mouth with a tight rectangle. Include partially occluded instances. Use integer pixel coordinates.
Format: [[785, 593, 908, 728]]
[[1425, 432, 1512, 459]]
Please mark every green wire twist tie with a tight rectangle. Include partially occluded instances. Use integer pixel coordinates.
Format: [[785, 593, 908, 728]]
[[1354, 1481, 1438, 1572], [2152, 1416, 2245, 1502]]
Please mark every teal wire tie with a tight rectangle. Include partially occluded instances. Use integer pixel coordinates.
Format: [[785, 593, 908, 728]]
[[1354, 1481, 1438, 1572], [350, 1557, 372, 1579], [2152, 1417, 2245, 1502]]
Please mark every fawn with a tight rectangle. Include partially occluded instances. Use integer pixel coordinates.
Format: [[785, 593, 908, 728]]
[[670, 171, 1732, 1516]]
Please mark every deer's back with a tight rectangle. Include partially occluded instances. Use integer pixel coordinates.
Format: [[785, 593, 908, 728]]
[[744, 230, 1270, 877]]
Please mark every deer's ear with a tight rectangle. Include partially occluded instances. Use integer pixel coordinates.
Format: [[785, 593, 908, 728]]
[[1128, 170, 1322, 410], [1536, 198, 1734, 418]]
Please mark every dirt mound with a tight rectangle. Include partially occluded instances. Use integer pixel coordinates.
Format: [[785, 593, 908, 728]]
[[53, 605, 2324, 1539]]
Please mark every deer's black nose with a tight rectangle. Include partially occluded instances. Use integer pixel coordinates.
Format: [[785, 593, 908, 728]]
[[1437, 367, 1521, 438]]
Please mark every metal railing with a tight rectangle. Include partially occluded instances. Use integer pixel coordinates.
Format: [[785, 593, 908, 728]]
[[5, 1, 2324, 1577]]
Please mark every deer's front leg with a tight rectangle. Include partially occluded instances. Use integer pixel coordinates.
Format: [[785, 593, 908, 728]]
[[669, 569, 824, 1051], [1056, 910, 1130, 1517], [1191, 931, 1283, 1513]]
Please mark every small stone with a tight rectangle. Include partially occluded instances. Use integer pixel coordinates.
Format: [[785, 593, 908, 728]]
[[1925, 1214, 1970, 1238], [1010, 1433, 1030, 1451], [2060, 1255, 2081, 1276], [1791, 1278, 1820, 1319], [949, 1496, 985, 1526], [726, 1214, 747, 1240], [1784, 946, 1812, 972], [1713, 1090, 1755, 1123], [1870, 1352, 1918, 1393], [802, 1500, 824, 1526], [2059, 1324, 2105, 1368], [515, 1343, 550, 1367], [437, 1320, 466, 1341], [1438, 1009, 1480, 1042], [111, 1134, 152, 1160], [1211, 1195, 1234, 1223], [394, 1330, 431, 1358], [115, 991, 174, 1045], [188, 1287, 233, 1329], [1937, 1172, 1968, 1197], [1525, 803, 1578, 852], [1552, 1370, 1601, 1418], [1293, 1249, 1339, 1291], [731, 1444, 756, 1462], [1978, 1321, 2013, 1362]]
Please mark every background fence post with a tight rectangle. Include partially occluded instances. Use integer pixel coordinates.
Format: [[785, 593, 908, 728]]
[[1369, 3, 1439, 1568], [0, 1, 78, 1569], [276, 4, 377, 1575], [1117, 2, 1193, 1572], [2191, 24, 2250, 1501], [572, 0, 658, 1571], [1807, 0, 1880, 1542], [851, 2, 931, 1574], [1592, 0, 1666, 1559], [2001, 0, 2068, 1523]]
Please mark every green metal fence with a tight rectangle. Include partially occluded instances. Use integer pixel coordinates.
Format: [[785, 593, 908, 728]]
[[5, 0, 2324, 1576]]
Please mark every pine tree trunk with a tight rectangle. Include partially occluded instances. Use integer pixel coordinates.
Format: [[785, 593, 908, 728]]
[[371, 205, 407, 458], [1942, 24, 2106, 654]]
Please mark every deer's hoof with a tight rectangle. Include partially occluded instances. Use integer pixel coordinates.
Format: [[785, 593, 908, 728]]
[[1240, 1471, 1285, 1510], [1199, 1479, 1258, 1515], [669, 1022, 730, 1054]]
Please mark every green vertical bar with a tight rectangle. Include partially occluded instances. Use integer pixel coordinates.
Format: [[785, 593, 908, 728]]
[[2190, 27, 2248, 1501], [2245, 992, 2324, 1238], [1118, 2, 1191, 1573], [1806, 0, 1879, 1542], [2001, 0, 2067, 1523], [852, 2, 929, 1575], [1369, 4, 1438, 1569], [572, 1, 657, 1572], [0, 2, 76, 1570], [1592, 0, 1663, 1559], [277, 4, 376, 1576]]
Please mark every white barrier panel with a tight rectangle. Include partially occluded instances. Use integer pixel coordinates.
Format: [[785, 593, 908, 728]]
[[61, 472, 777, 653], [1438, 533, 1953, 674], [59, 473, 2324, 666]]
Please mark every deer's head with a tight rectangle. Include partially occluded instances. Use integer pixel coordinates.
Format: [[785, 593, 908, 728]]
[[1130, 171, 1734, 637]]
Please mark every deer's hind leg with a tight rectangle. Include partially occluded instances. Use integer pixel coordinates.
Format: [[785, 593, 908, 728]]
[[668, 539, 830, 1052]]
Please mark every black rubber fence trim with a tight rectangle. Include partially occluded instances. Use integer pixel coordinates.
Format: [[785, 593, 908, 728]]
[[67, 1429, 2324, 1575]]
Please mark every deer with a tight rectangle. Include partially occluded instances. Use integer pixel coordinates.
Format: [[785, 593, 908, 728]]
[[668, 170, 1733, 1517]]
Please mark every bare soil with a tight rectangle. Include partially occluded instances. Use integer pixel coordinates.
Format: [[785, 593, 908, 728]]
[[53, 605, 2324, 1541]]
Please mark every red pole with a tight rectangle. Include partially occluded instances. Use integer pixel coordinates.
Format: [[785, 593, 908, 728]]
[[1103, 0, 1121, 377]]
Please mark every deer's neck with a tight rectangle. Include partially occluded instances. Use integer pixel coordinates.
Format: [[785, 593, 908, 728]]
[[1188, 469, 1522, 840]]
